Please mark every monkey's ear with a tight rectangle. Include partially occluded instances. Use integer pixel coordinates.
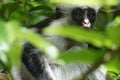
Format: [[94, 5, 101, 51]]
[[55, 6, 63, 19], [55, 4, 73, 18]]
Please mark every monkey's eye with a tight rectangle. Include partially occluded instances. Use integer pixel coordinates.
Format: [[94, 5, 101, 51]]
[[89, 12, 95, 18], [71, 8, 84, 20], [75, 12, 82, 19], [88, 10, 96, 18], [74, 11, 84, 20], [75, 11, 81, 17], [87, 8, 96, 18]]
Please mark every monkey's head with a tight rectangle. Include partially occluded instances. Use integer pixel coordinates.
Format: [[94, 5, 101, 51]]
[[56, 4, 100, 29]]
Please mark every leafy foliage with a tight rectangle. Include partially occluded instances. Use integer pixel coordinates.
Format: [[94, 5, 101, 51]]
[[0, 0, 120, 80]]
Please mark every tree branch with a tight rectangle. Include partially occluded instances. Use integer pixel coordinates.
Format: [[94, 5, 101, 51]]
[[100, 8, 120, 13]]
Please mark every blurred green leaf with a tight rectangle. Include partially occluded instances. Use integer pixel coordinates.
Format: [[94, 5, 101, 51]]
[[29, 5, 53, 12], [29, 5, 54, 17], [50, 0, 101, 6], [107, 25, 120, 45], [5, 20, 21, 44], [4, 21, 22, 66], [50, 0, 120, 7], [0, 20, 8, 43], [106, 56, 120, 73], [7, 40, 22, 67], [58, 49, 105, 64], [19, 28, 60, 59], [102, 0, 120, 6], [44, 26, 114, 48], [114, 16, 120, 26], [0, 1, 20, 20]]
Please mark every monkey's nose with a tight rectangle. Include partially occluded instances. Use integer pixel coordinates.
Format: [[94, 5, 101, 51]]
[[82, 18, 91, 28], [83, 18, 89, 24]]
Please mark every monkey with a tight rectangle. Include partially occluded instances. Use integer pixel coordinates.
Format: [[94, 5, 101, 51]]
[[12, 4, 107, 80]]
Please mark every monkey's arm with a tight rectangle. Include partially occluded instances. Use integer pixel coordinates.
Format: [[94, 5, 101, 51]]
[[57, 64, 107, 80], [22, 42, 53, 80], [22, 42, 107, 80]]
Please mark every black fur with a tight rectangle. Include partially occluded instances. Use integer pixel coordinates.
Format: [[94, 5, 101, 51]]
[[71, 7, 85, 26], [30, 18, 53, 33], [55, 6, 64, 19], [22, 42, 52, 80]]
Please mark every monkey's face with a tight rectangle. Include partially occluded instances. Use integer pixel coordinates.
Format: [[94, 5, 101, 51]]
[[71, 7, 96, 28]]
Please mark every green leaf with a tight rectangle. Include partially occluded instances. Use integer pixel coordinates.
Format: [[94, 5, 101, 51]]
[[114, 17, 120, 26], [0, 20, 8, 43], [0, 20, 23, 69], [106, 56, 120, 73], [5, 20, 21, 44], [29, 6, 53, 12], [107, 25, 120, 45], [1, 1, 20, 19], [4, 21, 22, 66], [44, 26, 114, 48], [19, 28, 60, 59], [102, 0, 120, 6], [29, 5, 54, 17], [0, 20, 10, 67], [51, 0, 120, 7], [50, 0, 101, 6], [58, 49, 105, 64], [7, 40, 22, 67]]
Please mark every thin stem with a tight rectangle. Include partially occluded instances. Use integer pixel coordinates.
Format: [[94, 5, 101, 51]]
[[0, 59, 15, 80], [100, 8, 120, 13], [0, 60, 8, 71], [23, 0, 29, 27]]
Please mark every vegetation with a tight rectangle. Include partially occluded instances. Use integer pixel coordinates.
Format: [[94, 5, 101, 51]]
[[0, 0, 120, 80]]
